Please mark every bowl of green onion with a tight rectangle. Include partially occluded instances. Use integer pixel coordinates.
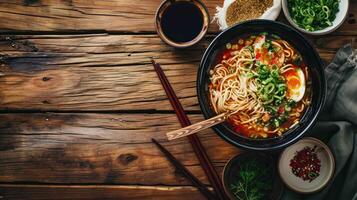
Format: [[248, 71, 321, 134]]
[[282, 0, 349, 35]]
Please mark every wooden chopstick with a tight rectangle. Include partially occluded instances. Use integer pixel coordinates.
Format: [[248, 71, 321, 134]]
[[166, 112, 230, 140], [151, 138, 216, 200], [152, 59, 228, 200]]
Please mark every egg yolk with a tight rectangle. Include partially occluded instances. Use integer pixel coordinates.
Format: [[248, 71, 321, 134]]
[[284, 69, 301, 89], [287, 76, 301, 89]]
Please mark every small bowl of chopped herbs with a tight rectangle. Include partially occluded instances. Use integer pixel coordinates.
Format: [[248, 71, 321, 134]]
[[282, 0, 349, 35], [222, 153, 284, 200]]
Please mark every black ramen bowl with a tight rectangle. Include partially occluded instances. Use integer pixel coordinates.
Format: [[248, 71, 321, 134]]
[[197, 20, 326, 151]]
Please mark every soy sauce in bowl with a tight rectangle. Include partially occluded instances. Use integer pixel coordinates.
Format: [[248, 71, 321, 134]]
[[155, 0, 209, 48], [161, 2, 203, 43]]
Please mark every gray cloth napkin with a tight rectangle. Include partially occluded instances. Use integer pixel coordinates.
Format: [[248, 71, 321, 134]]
[[282, 44, 357, 200]]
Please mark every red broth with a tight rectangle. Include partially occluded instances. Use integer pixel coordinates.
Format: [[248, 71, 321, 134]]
[[209, 33, 311, 138]]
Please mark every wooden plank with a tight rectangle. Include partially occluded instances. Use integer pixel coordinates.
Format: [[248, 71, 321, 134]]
[[0, 184, 206, 200], [0, 0, 220, 33], [0, 34, 209, 111], [0, 113, 240, 185], [0, 34, 353, 112], [0, 0, 356, 34]]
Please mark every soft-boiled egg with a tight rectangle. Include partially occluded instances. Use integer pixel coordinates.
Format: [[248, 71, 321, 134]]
[[284, 67, 305, 102]]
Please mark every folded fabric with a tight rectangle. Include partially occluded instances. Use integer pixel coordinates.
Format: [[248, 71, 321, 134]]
[[282, 44, 357, 200]]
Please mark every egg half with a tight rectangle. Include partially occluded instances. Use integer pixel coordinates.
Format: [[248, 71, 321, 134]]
[[284, 67, 305, 102]]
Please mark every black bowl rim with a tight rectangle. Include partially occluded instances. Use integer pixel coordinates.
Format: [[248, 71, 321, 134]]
[[197, 19, 326, 151]]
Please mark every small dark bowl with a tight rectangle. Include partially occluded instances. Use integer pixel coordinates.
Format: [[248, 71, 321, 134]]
[[222, 153, 284, 200], [197, 20, 326, 151], [155, 0, 209, 48]]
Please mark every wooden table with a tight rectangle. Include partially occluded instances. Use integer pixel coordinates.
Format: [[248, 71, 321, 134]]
[[0, 1, 356, 199]]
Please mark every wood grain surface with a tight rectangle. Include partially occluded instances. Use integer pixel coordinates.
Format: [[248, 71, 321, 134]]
[[0, 34, 355, 111], [0, 185, 206, 200], [0, 0, 356, 34], [0, 0, 356, 199], [0, 0, 220, 33], [0, 113, 239, 185]]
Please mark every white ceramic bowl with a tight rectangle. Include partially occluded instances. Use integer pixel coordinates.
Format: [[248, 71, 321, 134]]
[[278, 137, 335, 193], [282, 0, 349, 35], [215, 0, 282, 30]]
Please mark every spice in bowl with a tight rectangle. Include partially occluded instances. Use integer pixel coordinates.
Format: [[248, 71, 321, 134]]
[[226, 0, 273, 26], [214, 0, 279, 30], [290, 146, 321, 182], [278, 137, 335, 193]]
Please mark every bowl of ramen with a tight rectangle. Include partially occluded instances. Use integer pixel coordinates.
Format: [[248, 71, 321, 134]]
[[197, 20, 326, 151]]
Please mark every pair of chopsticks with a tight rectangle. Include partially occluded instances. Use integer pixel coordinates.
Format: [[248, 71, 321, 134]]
[[151, 138, 216, 200], [152, 59, 227, 200]]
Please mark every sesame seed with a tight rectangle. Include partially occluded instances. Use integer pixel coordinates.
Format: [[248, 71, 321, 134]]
[[226, 0, 273, 26]]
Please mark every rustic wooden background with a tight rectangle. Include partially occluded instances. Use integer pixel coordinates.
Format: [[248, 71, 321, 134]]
[[0, 0, 356, 199]]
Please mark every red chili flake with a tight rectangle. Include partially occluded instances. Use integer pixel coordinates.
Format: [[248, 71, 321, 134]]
[[222, 50, 232, 60], [278, 106, 285, 114], [271, 57, 278, 65], [256, 52, 262, 59], [289, 146, 321, 182]]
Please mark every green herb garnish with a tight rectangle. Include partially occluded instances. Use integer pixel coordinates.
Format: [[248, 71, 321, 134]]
[[251, 64, 297, 127], [256, 65, 286, 107], [287, 0, 340, 31], [230, 159, 272, 200]]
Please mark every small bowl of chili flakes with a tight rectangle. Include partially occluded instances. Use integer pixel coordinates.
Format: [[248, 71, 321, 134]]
[[278, 137, 335, 193]]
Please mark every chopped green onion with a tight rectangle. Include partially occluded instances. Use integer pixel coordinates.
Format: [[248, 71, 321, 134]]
[[264, 83, 275, 94], [262, 78, 273, 85], [274, 119, 280, 128], [226, 43, 232, 49], [262, 42, 271, 49], [287, 0, 339, 31]]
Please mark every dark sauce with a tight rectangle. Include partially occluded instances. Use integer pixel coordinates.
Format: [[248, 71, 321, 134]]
[[161, 2, 204, 43]]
